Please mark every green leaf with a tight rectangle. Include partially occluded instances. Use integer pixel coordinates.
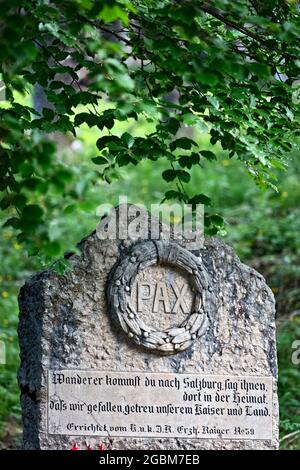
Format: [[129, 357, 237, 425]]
[[43, 108, 55, 120], [181, 113, 200, 126], [161, 117, 180, 135], [177, 170, 190, 183], [248, 63, 270, 78], [116, 153, 136, 166], [162, 169, 176, 182], [206, 96, 219, 110], [162, 169, 190, 183], [55, 169, 73, 183], [162, 190, 188, 202], [3, 217, 20, 228], [197, 70, 220, 86], [115, 73, 134, 91], [98, 5, 129, 26], [0, 195, 12, 210], [97, 109, 115, 130], [178, 153, 200, 169], [70, 91, 98, 107], [170, 137, 197, 151], [52, 258, 72, 275], [92, 156, 109, 165], [49, 81, 64, 90], [13, 194, 27, 209], [210, 214, 224, 226], [200, 150, 217, 161], [21, 204, 44, 221], [189, 194, 212, 206], [96, 136, 125, 151], [45, 240, 61, 257], [74, 112, 98, 127], [206, 226, 219, 236], [121, 132, 135, 149], [64, 204, 76, 214]]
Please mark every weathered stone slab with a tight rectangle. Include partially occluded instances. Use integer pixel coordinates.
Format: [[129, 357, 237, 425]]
[[18, 207, 278, 450]]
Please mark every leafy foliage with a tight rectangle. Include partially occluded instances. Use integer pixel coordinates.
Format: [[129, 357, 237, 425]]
[[1, 1, 300, 449], [0, 0, 300, 260]]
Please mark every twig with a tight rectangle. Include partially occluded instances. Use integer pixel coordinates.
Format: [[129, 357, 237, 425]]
[[79, 15, 132, 46], [170, 161, 186, 196], [280, 429, 300, 443], [201, 3, 268, 45], [33, 38, 101, 117]]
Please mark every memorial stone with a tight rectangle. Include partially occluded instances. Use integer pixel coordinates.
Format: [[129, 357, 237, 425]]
[[18, 206, 278, 450]]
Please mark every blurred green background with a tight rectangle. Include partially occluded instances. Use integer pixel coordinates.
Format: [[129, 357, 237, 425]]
[[0, 98, 300, 449]]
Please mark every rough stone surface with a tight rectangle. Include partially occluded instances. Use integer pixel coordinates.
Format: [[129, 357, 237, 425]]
[[18, 209, 278, 450]]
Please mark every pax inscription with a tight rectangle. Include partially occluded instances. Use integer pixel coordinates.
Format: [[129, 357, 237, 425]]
[[131, 265, 194, 331], [136, 281, 189, 314]]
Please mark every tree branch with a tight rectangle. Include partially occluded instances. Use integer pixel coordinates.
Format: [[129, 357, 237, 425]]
[[200, 3, 266, 45], [79, 15, 132, 46]]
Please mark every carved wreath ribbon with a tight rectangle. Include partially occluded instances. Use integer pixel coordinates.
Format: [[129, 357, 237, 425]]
[[107, 240, 211, 354]]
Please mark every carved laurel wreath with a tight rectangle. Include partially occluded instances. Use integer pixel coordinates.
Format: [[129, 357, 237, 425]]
[[107, 240, 212, 354]]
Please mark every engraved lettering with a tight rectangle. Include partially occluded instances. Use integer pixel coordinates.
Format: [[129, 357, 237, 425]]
[[137, 282, 153, 312], [153, 282, 171, 313], [48, 371, 273, 440], [171, 283, 189, 313]]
